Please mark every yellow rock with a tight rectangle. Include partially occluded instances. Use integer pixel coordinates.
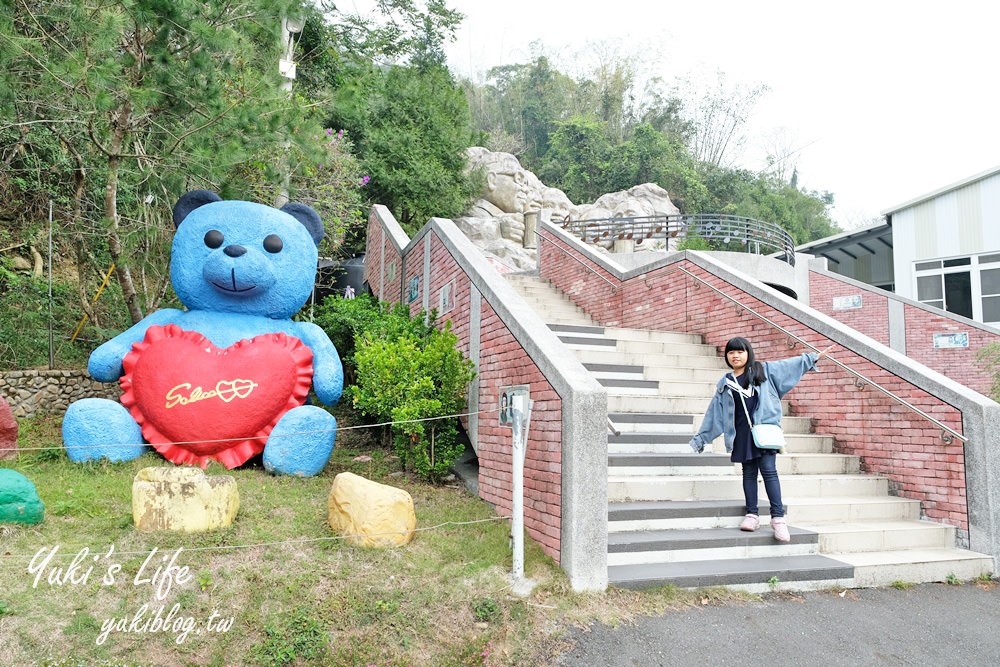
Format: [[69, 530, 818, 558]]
[[327, 472, 416, 547], [132, 467, 239, 533]]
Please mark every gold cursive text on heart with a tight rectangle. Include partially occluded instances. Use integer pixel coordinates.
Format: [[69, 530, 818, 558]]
[[164, 379, 259, 408]]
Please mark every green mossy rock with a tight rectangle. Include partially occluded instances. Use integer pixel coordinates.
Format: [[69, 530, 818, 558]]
[[0, 469, 45, 524]]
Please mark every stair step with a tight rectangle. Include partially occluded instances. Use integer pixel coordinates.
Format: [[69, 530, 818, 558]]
[[607, 394, 797, 415], [609, 452, 734, 476], [608, 452, 860, 476], [598, 378, 661, 393], [608, 499, 781, 533], [551, 324, 702, 345], [584, 362, 645, 379], [796, 520, 956, 552], [559, 334, 618, 348], [573, 348, 725, 368], [567, 338, 719, 356], [833, 549, 994, 587], [785, 496, 923, 523], [608, 433, 693, 445], [523, 302, 591, 316], [604, 327, 704, 345], [608, 395, 712, 413], [543, 315, 597, 325], [550, 324, 608, 336], [607, 526, 819, 566], [608, 525, 817, 552], [609, 554, 854, 590], [774, 453, 860, 475], [639, 366, 734, 383], [607, 413, 695, 431], [604, 379, 712, 398], [608, 475, 889, 502]]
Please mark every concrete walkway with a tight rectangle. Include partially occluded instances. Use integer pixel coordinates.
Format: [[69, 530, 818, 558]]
[[552, 582, 1000, 666]]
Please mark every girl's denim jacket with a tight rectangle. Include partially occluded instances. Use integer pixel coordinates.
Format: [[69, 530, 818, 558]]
[[689, 352, 820, 454]]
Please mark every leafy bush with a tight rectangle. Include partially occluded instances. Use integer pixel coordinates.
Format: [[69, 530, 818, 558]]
[[314, 294, 476, 482], [313, 293, 433, 381], [351, 321, 475, 483]]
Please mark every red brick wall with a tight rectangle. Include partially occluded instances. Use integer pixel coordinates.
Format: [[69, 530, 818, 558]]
[[427, 235, 471, 355], [537, 228, 969, 529], [809, 272, 891, 345], [902, 309, 996, 398], [540, 234, 622, 326], [477, 301, 563, 558], [809, 270, 999, 398], [363, 210, 403, 304], [366, 219, 565, 561]]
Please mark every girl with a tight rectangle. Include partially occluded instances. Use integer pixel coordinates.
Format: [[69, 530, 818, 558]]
[[689, 337, 831, 542]]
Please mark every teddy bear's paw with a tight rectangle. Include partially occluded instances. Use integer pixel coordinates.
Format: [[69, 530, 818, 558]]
[[262, 405, 337, 476], [62, 398, 150, 463]]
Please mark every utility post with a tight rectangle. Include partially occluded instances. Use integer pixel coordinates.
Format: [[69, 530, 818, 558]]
[[275, 15, 304, 208], [507, 388, 536, 596]]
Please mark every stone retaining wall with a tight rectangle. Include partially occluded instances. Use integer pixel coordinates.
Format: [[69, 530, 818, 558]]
[[0, 370, 118, 419]]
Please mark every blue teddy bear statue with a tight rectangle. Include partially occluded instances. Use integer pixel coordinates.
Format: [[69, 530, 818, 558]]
[[61, 190, 344, 476]]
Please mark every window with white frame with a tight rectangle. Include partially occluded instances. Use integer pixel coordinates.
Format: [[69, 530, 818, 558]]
[[914, 253, 1000, 324]]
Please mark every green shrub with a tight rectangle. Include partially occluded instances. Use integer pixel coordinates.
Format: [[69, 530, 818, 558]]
[[352, 322, 475, 483], [313, 293, 433, 380]]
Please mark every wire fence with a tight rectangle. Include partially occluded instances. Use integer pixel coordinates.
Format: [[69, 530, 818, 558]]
[[0, 407, 509, 566]]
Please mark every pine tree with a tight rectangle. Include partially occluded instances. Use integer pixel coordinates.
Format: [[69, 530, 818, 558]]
[[0, 0, 306, 323]]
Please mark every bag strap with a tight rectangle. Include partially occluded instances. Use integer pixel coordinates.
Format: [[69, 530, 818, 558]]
[[735, 386, 755, 427]]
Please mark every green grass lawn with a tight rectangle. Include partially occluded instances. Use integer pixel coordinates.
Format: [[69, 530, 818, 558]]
[[0, 412, 741, 667]]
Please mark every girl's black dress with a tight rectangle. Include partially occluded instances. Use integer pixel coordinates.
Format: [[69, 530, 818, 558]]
[[729, 372, 760, 463]]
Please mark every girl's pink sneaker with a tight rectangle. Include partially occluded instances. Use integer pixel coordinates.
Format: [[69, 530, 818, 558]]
[[771, 517, 790, 542]]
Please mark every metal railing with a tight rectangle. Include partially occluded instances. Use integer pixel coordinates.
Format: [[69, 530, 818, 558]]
[[534, 226, 965, 443], [562, 213, 796, 266], [672, 266, 966, 444]]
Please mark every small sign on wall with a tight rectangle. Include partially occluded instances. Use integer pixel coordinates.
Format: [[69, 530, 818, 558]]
[[407, 275, 420, 303], [833, 295, 862, 310], [439, 280, 455, 314], [933, 332, 969, 349], [499, 384, 529, 428], [387, 261, 397, 282]]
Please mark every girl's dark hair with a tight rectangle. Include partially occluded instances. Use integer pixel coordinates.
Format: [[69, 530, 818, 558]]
[[724, 337, 766, 386]]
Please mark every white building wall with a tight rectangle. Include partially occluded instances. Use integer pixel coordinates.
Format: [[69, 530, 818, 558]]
[[892, 172, 1000, 302], [980, 173, 1000, 248], [892, 208, 917, 300]]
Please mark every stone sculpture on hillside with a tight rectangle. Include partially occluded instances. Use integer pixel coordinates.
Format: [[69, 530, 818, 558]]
[[455, 147, 681, 270]]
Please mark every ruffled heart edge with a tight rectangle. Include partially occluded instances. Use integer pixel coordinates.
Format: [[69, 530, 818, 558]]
[[119, 323, 314, 469]]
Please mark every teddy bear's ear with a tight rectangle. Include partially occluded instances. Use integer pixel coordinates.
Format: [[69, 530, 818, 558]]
[[173, 190, 223, 228], [280, 202, 325, 246]]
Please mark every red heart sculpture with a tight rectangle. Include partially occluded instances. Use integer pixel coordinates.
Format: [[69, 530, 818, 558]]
[[119, 324, 314, 469]]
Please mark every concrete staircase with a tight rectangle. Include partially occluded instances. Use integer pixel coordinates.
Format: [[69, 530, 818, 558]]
[[506, 272, 994, 593]]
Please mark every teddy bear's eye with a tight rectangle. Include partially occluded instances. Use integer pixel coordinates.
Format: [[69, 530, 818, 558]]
[[263, 234, 283, 254], [204, 230, 224, 249]]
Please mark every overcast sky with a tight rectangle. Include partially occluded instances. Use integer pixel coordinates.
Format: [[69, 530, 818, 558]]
[[348, 1, 1000, 229]]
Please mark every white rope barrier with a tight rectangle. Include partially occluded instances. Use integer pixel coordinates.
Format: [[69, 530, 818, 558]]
[[0, 407, 513, 567], [10, 408, 495, 453], [0, 516, 511, 563]]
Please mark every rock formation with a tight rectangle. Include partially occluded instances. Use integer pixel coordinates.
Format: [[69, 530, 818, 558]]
[[455, 148, 681, 271]]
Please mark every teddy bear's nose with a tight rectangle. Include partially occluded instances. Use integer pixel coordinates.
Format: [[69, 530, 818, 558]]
[[224, 245, 247, 257]]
